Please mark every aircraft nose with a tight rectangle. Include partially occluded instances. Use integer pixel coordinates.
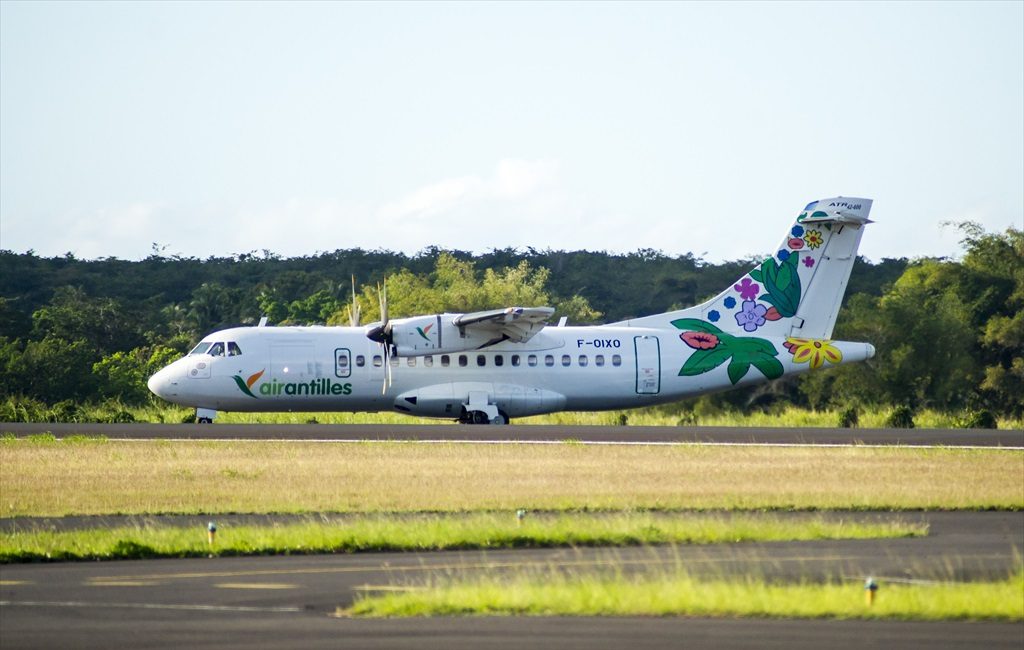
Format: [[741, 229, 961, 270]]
[[147, 367, 170, 398]]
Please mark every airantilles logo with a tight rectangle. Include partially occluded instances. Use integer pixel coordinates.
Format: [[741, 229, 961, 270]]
[[416, 323, 433, 342], [232, 369, 353, 398]]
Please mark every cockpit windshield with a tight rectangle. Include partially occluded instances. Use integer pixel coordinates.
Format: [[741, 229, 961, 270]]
[[228, 342, 242, 356], [189, 342, 212, 356], [208, 342, 225, 357]]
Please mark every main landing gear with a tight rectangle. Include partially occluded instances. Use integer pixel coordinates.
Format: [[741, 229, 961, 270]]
[[195, 408, 217, 424], [458, 390, 508, 425], [459, 408, 510, 425]]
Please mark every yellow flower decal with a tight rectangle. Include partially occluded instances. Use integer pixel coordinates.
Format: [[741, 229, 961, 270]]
[[803, 230, 824, 249], [783, 337, 842, 369]]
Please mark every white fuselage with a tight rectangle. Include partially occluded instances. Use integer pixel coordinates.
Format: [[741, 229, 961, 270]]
[[147, 323, 874, 419]]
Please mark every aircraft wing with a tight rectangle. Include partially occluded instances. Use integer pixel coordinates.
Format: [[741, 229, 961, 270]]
[[452, 307, 555, 343]]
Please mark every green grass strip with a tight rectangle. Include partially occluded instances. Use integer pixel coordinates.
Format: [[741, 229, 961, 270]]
[[0, 513, 924, 563], [347, 571, 1024, 621]]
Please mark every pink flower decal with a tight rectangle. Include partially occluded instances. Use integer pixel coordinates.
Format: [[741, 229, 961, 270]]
[[802, 255, 814, 268], [788, 237, 805, 250], [680, 331, 719, 350], [734, 277, 760, 301]]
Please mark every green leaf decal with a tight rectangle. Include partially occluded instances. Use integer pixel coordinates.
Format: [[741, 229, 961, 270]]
[[674, 320, 783, 384], [752, 356, 784, 380], [727, 359, 750, 385], [671, 318, 723, 334], [776, 260, 793, 291], [679, 347, 733, 376], [811, 210, 829, 219], [748, 269, 763, 283]]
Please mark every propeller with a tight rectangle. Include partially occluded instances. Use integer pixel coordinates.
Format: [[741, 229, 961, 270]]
[[364, 279, 393, 394], [348, 275, 361, 328]]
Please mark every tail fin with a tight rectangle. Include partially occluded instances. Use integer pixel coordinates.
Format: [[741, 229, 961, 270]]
[[614, 197, 873, 339]]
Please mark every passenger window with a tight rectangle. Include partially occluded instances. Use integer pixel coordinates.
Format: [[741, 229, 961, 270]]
[[476, 355, 486, 367], [189, 342, 212, 356], [528, 354, 538, 367], [424, 356, 433, 367], [511, 355, 520, 367], [208, 342, 225, 357], [561, 355, 571, 367], [441, 355, 451, 367], [407, 357, 416, 367], [612, 354, 622, 367], [544, 355, 554, 367], [579, 355, 588, 367], [390, 356, 399, 367], [356, 355, 366, 367], [227, 342, 242, 356], [458, 355, 468, 367], [373, 355, 383, 367], [494, 355, 503, 367], [595, 355, 605, 367]]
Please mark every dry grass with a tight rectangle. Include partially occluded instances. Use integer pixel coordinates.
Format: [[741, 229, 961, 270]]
[[1, 439, 1021, 517]]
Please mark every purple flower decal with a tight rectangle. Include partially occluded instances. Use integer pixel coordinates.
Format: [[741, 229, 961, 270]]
[[734, 300, 767, 332], [802, 255, 814, 268], [733, 277, 760, 301]]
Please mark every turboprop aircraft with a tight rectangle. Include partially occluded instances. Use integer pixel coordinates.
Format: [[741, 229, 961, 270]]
[[148, 197, 876, 424]]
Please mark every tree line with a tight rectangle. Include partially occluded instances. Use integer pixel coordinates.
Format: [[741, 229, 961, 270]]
[[0, 222, 1019, 419]]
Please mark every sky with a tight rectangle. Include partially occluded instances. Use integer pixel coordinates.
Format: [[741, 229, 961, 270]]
[[1, 1, 1021, 263]]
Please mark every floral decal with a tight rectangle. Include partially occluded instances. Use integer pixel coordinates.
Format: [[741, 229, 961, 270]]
[[804, 230, 824, 249], [734, 278, 760, 301], [802, 255, 815, 268], [748, 253, 802, 318], [674, 318, 783, 385], [680, 331, 718, 349], [787, 237, 805, 250], [708, 309, 720, 322], [723, 296, 736, 309], [783, 337, 842, 369], [734, 300, 767, 332]]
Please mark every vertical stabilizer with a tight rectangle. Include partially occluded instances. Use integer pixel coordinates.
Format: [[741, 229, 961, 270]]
[[612, 197, 873, 339]]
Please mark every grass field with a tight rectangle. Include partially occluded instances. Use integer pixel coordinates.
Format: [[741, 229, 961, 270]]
[[1, 437, 1021, 516], [0, 512, 926, 562], [19, 402, 1023, 429], [346, 569, 1024, 621]]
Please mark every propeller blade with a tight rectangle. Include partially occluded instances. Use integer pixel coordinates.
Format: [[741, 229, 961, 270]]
[[348, 275, 361, 327]]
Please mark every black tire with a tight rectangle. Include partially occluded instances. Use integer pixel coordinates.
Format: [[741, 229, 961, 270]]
[[471, 411, 490, 425], [197, 417, 213, 424]]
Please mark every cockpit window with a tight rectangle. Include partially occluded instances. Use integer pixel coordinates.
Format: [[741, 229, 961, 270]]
[[189, 342, 212, 356], [227, 342, 242, 356], [208, 342, 225, 357]]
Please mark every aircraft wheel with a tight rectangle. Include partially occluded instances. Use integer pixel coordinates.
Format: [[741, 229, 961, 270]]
[[197, 417, 214, 424], [491, 410, 510, 425], [471, 410, 490, 425]]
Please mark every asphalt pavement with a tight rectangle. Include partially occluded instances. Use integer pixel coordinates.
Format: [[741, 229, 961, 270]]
[[2, 511, 1022, 649], [3, 422, 1022, 447]]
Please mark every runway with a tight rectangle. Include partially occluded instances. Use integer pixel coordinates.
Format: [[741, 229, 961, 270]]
[[3, 422, 1022, 447], [2, 512, 1022, 649]]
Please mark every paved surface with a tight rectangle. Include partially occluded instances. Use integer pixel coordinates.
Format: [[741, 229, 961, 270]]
[[3, 422, 1022, 447], [2, 512, 1022, 649]]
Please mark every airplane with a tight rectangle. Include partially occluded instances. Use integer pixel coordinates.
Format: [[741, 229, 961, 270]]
[[147, 196, 876, 424]]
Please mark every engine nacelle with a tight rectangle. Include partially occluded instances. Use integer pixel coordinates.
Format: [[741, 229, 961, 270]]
[[389, 314, 497, 356]]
